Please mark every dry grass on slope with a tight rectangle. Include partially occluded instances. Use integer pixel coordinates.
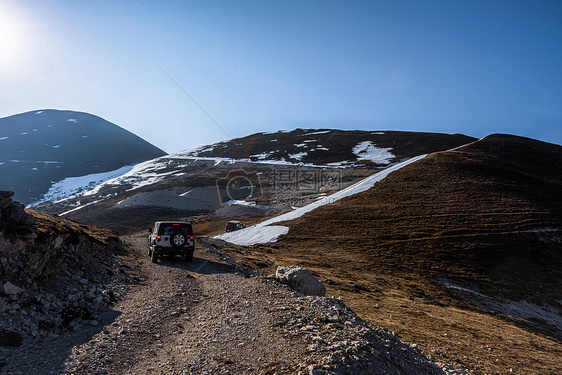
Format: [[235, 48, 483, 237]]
[[225, 134, 562, 374], [28, 209, 118, 244], [279, 134, 562, 303]]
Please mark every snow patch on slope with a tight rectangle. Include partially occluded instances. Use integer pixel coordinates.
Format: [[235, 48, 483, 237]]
[[226, 200, 257, 206], [250, 152, 274, 160], [216, 225, 289, 246], [288, 152, 308, 161], [215, 154, 427, 246], [353, 141, 394, 164], [83, 159, 175, 195]]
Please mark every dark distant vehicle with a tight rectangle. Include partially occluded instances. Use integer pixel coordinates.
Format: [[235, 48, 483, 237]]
[[148, 221, 195, 263], [225, 220, 246, 232]]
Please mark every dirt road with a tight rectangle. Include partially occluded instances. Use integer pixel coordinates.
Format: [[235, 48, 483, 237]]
[[2, 236, 457, 375], [64, 236, 328, 374]]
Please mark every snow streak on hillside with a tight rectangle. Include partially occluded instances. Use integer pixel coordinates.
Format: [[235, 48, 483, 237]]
[[215, 154, 427, 246], [31, 165, 133, 205], [36, 143, 372, 211]]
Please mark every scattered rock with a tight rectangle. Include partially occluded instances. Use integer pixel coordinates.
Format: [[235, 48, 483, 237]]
[[275, 266, 326, 297], [354, 283, 370, 292], [0, 193, 135, 363], [2, 282, 24, 295]]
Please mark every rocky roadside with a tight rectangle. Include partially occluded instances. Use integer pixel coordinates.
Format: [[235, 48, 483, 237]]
[[0, 191, 140, 374]]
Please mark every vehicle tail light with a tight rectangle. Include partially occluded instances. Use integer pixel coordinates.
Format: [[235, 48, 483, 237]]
[[190, 236, 194, 240], [157, 235, 161, 241]]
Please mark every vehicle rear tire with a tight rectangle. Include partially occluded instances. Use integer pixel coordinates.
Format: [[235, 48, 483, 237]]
[[171, 232, 187, 248], [151, 250, 158, 263], [185, 250, 194, 262]]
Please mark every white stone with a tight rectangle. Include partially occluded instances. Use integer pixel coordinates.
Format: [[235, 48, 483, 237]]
[[3, 282, 24, 295], [275, 266, 326, 297], [54, 236, 64, 248]]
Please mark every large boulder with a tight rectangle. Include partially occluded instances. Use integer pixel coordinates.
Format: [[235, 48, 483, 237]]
[[275, 265, 326, 297]]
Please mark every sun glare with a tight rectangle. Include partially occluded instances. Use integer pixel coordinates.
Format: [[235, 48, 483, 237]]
[[0, 3, 31, 72]]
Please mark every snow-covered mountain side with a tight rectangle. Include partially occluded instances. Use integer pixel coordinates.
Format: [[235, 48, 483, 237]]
[[0, 110, 166, 205], [185, 129, 474, 166], [31, 130, 475, 233]]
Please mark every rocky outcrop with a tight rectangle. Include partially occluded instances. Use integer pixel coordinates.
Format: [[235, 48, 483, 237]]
[[276, 265, 327, 297], [0, 194, 136, 353], [0, 191, 35, 227]]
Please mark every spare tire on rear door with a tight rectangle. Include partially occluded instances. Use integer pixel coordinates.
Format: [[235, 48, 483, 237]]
[[170, 232, 186, 248]]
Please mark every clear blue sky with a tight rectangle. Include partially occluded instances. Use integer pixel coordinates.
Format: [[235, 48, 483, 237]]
[[1, 0, 561, 153]]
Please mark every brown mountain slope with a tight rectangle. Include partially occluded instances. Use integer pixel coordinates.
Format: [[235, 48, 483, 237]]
[[224, 134, 562, 374], [278, 134, 562, 301]]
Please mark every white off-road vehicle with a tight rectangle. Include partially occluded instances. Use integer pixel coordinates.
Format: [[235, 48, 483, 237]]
[[148, 221, 195, 263]]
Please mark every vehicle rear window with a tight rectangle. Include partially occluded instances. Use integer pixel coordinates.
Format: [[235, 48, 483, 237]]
[[158, 223, 193, 236]]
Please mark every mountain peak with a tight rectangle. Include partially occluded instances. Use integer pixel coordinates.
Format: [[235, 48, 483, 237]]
[[0, 109, 167, 204]]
